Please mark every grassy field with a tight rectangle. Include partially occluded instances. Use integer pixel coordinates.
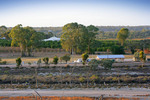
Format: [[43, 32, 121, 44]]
[[2, 54, 150, 64], [2, 55, 96, 64], [1, 49, 150, 64]]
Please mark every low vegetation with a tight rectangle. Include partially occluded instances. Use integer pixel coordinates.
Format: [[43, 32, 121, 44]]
[[0, 64, 149, 89]]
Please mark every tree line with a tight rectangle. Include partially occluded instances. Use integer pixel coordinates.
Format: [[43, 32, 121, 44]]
[[1, 25, 150, 39], [0, 23, 150, 56]]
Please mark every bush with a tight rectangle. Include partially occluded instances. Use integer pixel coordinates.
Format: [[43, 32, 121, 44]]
[[0, 58, 7, 65], [37, 58, 42, 66], [16, 57, 22, 67], [90, 75, 99, 82], [101, 59, 114, 70], [79, 77, 85, 83], [53, 56, 58, 65], [134, 51, 140, 61], [43, 57, 49, 65], [88, 59, 100, 70], [1, 61, 7, 64], [82, 53, 89, 65], [60, 54, 71, 63], [0, 61, 7, 65]]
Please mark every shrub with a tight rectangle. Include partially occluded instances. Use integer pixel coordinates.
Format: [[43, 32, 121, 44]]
[[37, 58, 42, 66], [82, 53, 89, 65], [60, 54, 71, 63], [0, 58, 7, 65], [0, 61, 7, 65], [16, 57, 22, 67], [88, 59, 100, 70], [53, 56, 58, 65], [79, 77, 85, 83], [134, 51, 140, 61], [90, 75, 99, 82], [101, 59, 114, 70], [43, 57, 49, 65]]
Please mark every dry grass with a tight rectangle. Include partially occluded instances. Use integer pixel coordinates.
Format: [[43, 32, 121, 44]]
[[1, 54, 141, 64], [1, 50, 150, 64], [2, 55, 93, 64]]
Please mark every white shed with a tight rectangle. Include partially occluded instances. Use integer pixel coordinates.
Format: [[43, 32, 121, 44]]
[[96, 55, 125, 61], [43, 36, 60, 41]]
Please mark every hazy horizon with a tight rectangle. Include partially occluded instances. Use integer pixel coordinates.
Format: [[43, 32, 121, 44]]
[[0, 0, 150, 27]]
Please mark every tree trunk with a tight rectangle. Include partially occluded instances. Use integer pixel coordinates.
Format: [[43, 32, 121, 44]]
[[121, 40, 124, 46], [27, 48, 32, 57], [88, 45, 90, 54], [20, 44, 26, 57]]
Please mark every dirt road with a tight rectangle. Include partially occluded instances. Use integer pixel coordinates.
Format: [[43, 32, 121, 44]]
[[0, 88, 150, 98]]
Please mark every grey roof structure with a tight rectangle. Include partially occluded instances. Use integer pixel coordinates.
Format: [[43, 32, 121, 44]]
[[96, 55, 125, 59]]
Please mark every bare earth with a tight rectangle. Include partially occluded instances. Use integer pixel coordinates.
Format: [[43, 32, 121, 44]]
[[0, 88, 150, 98]]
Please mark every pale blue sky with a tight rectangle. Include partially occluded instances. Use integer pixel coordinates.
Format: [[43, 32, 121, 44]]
[[0, 0, 150, 27]]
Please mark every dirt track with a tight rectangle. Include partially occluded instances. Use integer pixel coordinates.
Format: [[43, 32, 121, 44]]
[[0, 88, 150, 98]]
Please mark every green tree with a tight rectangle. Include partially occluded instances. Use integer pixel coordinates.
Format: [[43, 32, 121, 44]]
[[82, 53, 89, 65], [134, 51, 140, 61], [44, 31, 54, 39], [0, 26, 7, 36], [139, 51, 146, 67], [61, 23, 97, 54], [110, 45, 125, 54], [43, 57, 49, 65], [1, 30, 11, 40], [53, 56, 59, 65], [9, 24, 44, 57], [9, 24, 26, 56], [86, 25, 99, 53], [16, 57, 22, 67], [60, 54, 71, 63], [117, 28, 129, 46]]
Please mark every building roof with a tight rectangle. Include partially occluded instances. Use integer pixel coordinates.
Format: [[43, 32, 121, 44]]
[[43, 36, 60, 41], [97, 55, 125, 59]]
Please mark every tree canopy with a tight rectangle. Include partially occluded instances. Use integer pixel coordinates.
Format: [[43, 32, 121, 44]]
[[9, 24, 44, 56], [117, 28, 129, 46], [60, 22, 98, 54]]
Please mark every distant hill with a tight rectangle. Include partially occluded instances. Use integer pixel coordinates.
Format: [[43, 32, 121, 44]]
[[32, 26, 150, 39], [2, 26, 150, 39]]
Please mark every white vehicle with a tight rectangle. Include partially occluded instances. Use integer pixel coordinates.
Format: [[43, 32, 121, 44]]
[[74, 59, 82, 63], [74, 58, 92, 63]]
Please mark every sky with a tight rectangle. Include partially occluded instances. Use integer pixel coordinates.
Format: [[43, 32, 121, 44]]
[[0, 0, 150, 27]]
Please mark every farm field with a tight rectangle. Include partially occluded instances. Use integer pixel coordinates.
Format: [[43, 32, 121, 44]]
[[1, 53, 150, 65]]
